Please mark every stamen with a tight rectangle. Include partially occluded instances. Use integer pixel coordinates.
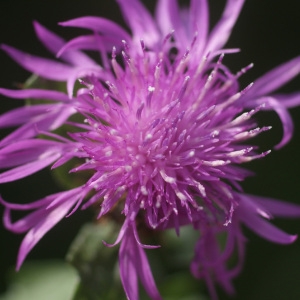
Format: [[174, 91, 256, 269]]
[[177, 76, 190, 101], [136, 102, 145, 120], [146, 86, 155, 108], [236, 63, 254, 78]]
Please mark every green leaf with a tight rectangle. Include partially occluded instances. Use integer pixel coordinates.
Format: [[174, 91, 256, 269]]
[[66, 222, 126, 300], [0, 260, 78, 300], [24, 74, 67, 95]]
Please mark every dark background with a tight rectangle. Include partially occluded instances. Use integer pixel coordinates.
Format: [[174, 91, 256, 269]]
[[0, 1, 300, 299]]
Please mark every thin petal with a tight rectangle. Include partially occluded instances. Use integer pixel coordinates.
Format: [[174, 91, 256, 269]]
[[103, 216, 131, 247], [119, 224, 162, 300], [117, 0, 160, 46], [190, 0, 209, 49], [0, 150, 61, 183], [59, 16, 131, 42], [237, 193, 272, 219], [190, 0, 209, 37], [0, 104, 64, 128], [0, 105, 75, 147], [0, 139, 62, 168], [191, 226, 234, 300], [245, 96, 294, 148], [67, 66, 105, 98], [155, 0, 173, 35], [156, 0, 188, 46], [262, 97, 293, 149], [0, 193, 57, 210], [204, 0, 245, 54], [246, 194, 300, 218], [33, 21, 97, 67], [132, 224, 160, 249], [57, 34, 124, 57], [65, 67, 105, 97], [16, 190, 82, 269], [133, 236, 162, 299], [1, 45, 74, 81], [119, 227, 138, 300], [0, 88, 70, 102], [241, 210, 297, 244], [2, 206, 47, 234], [245, 56, 300, 98], [270, 92, 300, 109]]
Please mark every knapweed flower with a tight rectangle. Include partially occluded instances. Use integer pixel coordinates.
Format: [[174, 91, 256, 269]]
[[1, 0, 300, 299]]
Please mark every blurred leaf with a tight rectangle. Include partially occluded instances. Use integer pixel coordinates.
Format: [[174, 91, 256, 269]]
[[160, 226, 198, 269], [0, 260, 78, 300], [153, 227, 209, 299], [51, 157, 93, 190], [24, 74, 66, 95], [67, 221, 126, 300], [161, 271, 209, 300]]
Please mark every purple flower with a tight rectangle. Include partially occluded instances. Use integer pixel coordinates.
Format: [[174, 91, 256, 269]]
[[1, 0, 300, 299]]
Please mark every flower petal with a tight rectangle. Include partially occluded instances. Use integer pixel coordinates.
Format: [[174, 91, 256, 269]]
[[119, 228, 138, 300], [59, 16, 131, 43], [1, 44, 74, 81], [119, 224, 162, 300], [246, 194, 300, 218], [204, 0, 245, 54], [2, 206, 47, 234], [239, 196, 298, 244], [262, 96, 293, 148], [191, 225, 236, 300], [274, 92, 300, 108], [33, 21, 97, 67], [156, 0, 188, 46], [0, 105, 75, 147], [245, 56, 300, 98], [65, 66, 105, 97], [0, 104, 65, 128], [133, 241, 162, 299], [16, 189, 83, 269], [190, 0, 209, 51], [117, 0, 160, 46], [103, 216, 131, 248], [242, 210, 297, 244], [0, 88, 70, 102], [57, 34, 124, 57], [0, 193, 57, 210], [0, 139, 62, 169], [0, 150, 61, 183]]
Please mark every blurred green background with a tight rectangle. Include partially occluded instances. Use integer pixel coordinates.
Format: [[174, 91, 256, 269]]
[[0, 0, 300, 299]]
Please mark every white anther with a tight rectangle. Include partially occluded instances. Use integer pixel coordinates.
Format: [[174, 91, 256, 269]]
[[105, 150, 112, 157], [176, 192, 187, 201], [160, 170, 176, 184], [188, 150, 195, 157], [125, 165, 132, 172], [110, 129, 117, 135], [141, 186, 148, 195], [145, 133, 153, 141]]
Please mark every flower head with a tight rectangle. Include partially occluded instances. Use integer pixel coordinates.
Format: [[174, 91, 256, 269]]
[[1, 0, 300, 299]]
